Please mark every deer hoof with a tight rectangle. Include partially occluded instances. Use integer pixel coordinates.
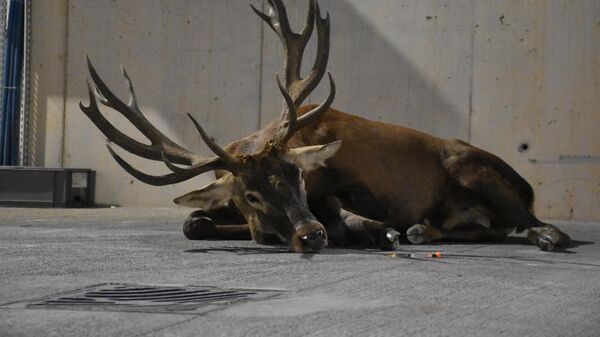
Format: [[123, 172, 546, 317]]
[[182, 216, 215, 240], [379, 228, 400, 251], [529, 225, 570, 251], [537, 234, 555, 251], [406, 224, 433, 244]]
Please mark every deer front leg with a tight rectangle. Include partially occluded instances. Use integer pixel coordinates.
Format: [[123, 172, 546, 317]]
[[308, 196, 354, 246], [183, 206, 251, 241], [309, 196, 400, 249], [340, 210, 401, 250], [406, 204, 510, 244]]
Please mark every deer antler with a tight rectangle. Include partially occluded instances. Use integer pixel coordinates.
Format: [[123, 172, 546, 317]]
[[80, 0, 334, 185], [252, 0, 336, 151], [79, 54, 240, 185]]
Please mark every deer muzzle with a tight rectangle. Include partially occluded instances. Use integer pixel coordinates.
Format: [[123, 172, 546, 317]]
[[289, 220, 328, 253]]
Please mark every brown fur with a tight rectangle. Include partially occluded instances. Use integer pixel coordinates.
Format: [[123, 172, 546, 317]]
[[201, 105, 569, 251]]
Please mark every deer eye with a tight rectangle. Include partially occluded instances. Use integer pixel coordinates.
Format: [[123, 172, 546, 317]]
[[245, 192, 261, 205]]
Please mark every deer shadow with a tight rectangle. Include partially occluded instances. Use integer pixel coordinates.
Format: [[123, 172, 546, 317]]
[[182, 235, 593, 257], [412, 236, 594, 254], [184, 246, 292, 255]]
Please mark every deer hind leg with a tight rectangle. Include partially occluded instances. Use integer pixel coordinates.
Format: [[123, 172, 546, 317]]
[[406, 212, 512, 245], [407, 191, 512, 244], [526, 224, 571, 251], [407, 221, 512, 244], [183, 206, 251, 241], [446, 157, 570, 251]]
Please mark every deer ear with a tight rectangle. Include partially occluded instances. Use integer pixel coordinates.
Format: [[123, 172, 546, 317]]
[[174, 174, 235, 209], [285, 140, 342, 172]]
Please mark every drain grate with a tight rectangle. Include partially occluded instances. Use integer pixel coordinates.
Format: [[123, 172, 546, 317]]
[[3, 283, 281, 315]]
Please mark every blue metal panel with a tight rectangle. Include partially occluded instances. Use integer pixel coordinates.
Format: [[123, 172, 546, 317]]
[[0, 0, 24, 165]]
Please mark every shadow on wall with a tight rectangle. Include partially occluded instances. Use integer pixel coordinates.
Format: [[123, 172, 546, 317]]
[[29, 0, 474, 206], [260, 0, 473, 140]]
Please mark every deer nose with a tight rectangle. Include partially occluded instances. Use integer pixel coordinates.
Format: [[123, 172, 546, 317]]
[[301, 229, 325, 243], [299, 229, 327, 252], [291, 223, 328, 253]]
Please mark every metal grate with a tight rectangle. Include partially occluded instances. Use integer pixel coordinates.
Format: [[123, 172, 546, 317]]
[[4, 283, 281, 315]]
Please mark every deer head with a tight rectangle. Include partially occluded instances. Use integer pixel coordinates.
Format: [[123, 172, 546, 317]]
[[80, 0, 338, 253]]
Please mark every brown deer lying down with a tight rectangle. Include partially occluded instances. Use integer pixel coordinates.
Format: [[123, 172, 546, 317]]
[[80, 0, 570, 253]]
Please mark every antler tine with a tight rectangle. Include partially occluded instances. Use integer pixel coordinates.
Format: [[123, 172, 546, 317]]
[[271, 71, 334, 144], [160, 151, 225, 178], [297, 71, 335, 129], [293, 2, 331, 105], [106, 144, 221, 186], [87, 55, 169, 145], [251, 0, 316, 87], [253, 0, 335, 151], [273, 74, 298, 145], [81, 54, 242, 184], [186, 113, 240, 171], [79, 80, 171, 162], [84, 55, 194, 164], [120, 65, 140, 112]]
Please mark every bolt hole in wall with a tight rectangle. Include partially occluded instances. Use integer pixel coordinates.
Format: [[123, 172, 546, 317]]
[[518, 142, 529, 153]]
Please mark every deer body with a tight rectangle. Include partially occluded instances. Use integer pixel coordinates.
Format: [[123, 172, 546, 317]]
[[205, 105, 569, 251]]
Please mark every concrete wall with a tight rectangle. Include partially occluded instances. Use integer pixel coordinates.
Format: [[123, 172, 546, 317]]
[[29, 0, 600, 220], [29, 0, 263, 206]]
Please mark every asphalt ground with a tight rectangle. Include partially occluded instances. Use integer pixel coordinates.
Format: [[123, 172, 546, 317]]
[[1, 207, 598, 337]]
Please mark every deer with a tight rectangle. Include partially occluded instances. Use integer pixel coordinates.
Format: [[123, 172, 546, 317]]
[[80, 0, 570, 253]]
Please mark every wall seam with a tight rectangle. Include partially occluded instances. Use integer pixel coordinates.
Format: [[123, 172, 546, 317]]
[[467, 1, 476, 143], [59, 0, 70, 167], [256, 0, 265, 130]]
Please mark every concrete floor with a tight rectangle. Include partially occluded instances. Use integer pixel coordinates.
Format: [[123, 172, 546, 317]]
[[0, 207, 598, 337]]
